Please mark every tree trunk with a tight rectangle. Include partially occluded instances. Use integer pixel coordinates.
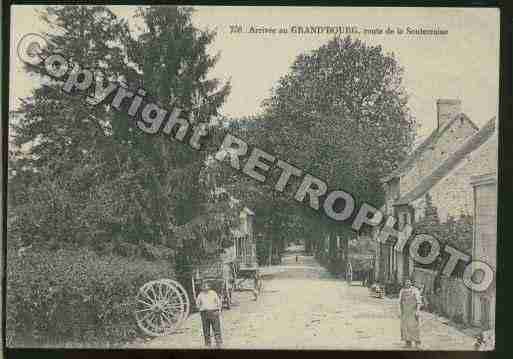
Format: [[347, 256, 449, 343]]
[[268, 239, 273, 266]]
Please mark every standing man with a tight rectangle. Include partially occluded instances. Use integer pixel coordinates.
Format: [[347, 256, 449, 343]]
[[196, 281, 223, 348], [399, 279, 422, 349]]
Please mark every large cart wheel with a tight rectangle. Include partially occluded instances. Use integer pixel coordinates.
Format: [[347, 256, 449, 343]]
[[135, 279, 190, 337], [170, 279, 190, 320]]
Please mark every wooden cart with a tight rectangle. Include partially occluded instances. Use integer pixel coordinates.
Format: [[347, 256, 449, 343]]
[[191, 261, 235, 310], [134, 279, 190, 337], [134, 206, 259, 337], [232, 229, 262, 298], [346, 253, 374, 286]]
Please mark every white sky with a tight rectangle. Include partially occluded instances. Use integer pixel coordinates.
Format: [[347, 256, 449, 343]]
[[9, 6, 500, 140]]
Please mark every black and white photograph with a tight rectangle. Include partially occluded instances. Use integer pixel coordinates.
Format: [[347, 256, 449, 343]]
[[5, 5, 499, 351]]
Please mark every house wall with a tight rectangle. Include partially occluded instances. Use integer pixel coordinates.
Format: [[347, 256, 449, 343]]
[[376, 186, 398, 282], [380, 122, 496, 286], [378, 118, 477, 283], [376, 202, 414, 283], [471, 176, 497, 329], [400, 119, 477, 196], [408, 135, 497, 330], [377, 242, 391, 282], [473, 180, 497, 268], [410, 134, 497, 224]]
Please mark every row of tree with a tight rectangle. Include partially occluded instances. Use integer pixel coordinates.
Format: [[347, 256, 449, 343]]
[[215, 37, 416, 263]]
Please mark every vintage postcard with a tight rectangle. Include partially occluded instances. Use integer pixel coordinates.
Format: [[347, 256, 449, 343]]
[[6, 5, 499, 351]]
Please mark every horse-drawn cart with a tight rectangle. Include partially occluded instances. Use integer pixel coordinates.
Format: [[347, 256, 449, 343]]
[[134, 206, 260, 337], [191, 261, 235, 310], [134, 279, 190, 337], [346, 253, 374, 286]]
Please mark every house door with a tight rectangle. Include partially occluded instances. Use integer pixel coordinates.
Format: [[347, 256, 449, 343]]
[[379, 243, 389, 282], [467, 291, 473, 324], [480, 296, 491, 329], [403, 250, 409, 282]]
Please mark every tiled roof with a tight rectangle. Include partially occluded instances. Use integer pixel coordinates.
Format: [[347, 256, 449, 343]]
[[382, 113, 479, 183], [394, 117, 496, 206]]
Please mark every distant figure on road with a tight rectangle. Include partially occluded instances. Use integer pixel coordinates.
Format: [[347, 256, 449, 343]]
[[346, 262, 353, 284], [252, 272, 260, 300], [362, 267, 374, 287], [196, 282, 223, 348], [399, 279, 422, 349], [296, 255, 298, 262]]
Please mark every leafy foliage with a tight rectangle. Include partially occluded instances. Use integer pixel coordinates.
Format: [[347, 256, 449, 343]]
[[6, 247, 175, 347], [414, 193, 473, 276], [217, 37, 416, 268], [8, 5, 230, 345], [9, 5, 230, 250]]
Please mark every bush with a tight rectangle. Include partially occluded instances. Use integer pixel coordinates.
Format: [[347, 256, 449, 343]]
[[6, 247, 176, 347]]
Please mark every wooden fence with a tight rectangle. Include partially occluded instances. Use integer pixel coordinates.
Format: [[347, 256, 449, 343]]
[[413, 267, 472, 325]]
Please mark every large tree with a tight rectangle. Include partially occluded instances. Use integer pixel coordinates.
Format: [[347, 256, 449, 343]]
[[9, 6, 230, 253], [10, 6, 133, 248], [218, 36, 416, 267], [262, 36, 415, 200]]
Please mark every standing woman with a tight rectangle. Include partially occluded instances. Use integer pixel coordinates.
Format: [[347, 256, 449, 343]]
[[399, 279, 422, 349]]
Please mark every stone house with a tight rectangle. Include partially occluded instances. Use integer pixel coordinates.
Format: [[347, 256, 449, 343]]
[[407, 117, 496, 326], [397, 117, 496, 225], [375, 99, 481, 282], [399, 115, 496, 279], [374, 99, 497, 327]]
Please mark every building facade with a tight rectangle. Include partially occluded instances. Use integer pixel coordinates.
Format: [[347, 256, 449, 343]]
[[376, 99, 479, 282], [470, 173, 497, 329], [375, 99, 497, 293]]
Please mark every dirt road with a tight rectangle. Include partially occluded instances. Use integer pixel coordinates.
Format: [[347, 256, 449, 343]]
[[135, 249, 475, 350]]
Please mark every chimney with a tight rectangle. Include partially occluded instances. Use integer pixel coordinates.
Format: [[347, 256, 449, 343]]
[[436, 99, 461, 130]]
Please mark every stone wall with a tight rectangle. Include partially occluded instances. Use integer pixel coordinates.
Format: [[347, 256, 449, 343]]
[[400, 118, 477, 196], [410, 133, 497, 224], [431, 135, 497, 222]]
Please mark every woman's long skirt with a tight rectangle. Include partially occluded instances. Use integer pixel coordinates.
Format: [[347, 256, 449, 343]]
[[400, 290, 420, 342]]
